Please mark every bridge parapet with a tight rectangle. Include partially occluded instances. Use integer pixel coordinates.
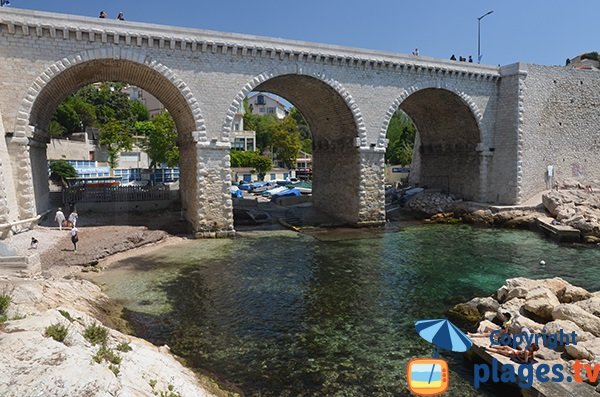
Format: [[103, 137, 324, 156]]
[[0, 8, 500, 80]]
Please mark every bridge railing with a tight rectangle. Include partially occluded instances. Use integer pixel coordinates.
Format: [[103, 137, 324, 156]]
[[63, 185, 172, 203]]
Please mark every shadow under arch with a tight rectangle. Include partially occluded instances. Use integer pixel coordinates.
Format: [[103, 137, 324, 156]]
[[382, 87, 482, 200], [14, 50, 205, 224], [224, 72, 366, 224]]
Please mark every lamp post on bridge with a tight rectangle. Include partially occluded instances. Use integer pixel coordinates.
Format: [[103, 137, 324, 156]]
[[477, 10, 494, 64]]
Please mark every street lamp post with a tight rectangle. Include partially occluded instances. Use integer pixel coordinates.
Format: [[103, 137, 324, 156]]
[[477, 10, 494, 64]]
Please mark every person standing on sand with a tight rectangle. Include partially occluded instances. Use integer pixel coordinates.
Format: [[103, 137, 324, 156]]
[[55, 208, 66, 231], [68, 210, 78, 227], [71, 225, 79, 252]]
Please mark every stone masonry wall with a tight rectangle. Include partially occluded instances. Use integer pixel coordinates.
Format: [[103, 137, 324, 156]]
[[519, 64, 600, 202]]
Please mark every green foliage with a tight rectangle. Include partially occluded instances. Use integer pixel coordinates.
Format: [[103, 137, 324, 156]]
[[130, 99, 150, 122], [0, 293, 10, 315], [84, 323, 109, 346], [93, 344, 122, 365], [229, 150, 272, 179], [385, 111, 416, 166], [58, 310, 73, 322], [100, 120, 134, 171], [44, 322, 69, 343], [49, 160, 78, 185], [244, 112, 280, 150], [48, 120, 66, 137], [272, 115, 303, 169], [136, 111, 179, 168], [581, 51, 600, 61], [116, 342, 132, 352], [53, 101, 81, 135], [108, 363, 120, 376], [289, 107, 311, 151], [149, 379, 158, 389]]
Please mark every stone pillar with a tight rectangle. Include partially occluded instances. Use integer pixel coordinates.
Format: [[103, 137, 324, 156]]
[[477, 151, 494, 203], [8, 137, 36, 220], [28, 135, 50, 214], [357, 148, 386, 226], [186, 141, 234, 238]]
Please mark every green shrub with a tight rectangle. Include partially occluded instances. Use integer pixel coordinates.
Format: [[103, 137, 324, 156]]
[[116, 342, 132, 352], [108, 363, 120, 376], [58, 310, 73, 322], [0, 314, 7, 324], [93, 344, 122, 365], [45, 322, 69, 342], [84, 323, 109, 345], [0, 294, 10, 315]]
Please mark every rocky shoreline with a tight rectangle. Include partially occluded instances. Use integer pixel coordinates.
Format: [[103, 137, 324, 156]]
[[0, 221, 233, 397], [402, 183, 600, 240], [452, 277, 600, 394]]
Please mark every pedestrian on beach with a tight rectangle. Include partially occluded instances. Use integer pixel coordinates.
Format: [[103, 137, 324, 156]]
[[68, 210, 78, 227], [116, 12, 124, 21], [99, 10, 107, 18], [71, 225, 79, 252], [55, 208, 66, 231]]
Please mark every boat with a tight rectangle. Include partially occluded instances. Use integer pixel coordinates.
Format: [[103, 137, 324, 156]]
[[271, 188, 302, 201], [262, 186, 288, 197], [286, 181, 312, 194], [230, 185, 243, 198]]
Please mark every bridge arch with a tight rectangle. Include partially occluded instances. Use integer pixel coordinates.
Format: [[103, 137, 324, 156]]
[[223, 67, 368, 224], [12, 48, 207, 227], [380, 86, 483, 200]]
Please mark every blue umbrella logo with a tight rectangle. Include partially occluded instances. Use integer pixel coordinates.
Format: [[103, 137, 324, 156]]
[[415, 318, 473, 353]]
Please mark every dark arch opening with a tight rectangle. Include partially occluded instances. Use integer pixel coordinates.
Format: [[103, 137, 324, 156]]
[[249, 74, 361, 224], [398, 88, 481, 200], [26, 59, 199, 229]]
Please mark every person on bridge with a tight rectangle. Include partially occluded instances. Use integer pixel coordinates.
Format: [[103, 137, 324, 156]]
[[98, 11, 107, 18], [55, 208, 66, 231], [468, 56, 473, 63], [116, 12, 125, 21], [450, 54, 456, 61]]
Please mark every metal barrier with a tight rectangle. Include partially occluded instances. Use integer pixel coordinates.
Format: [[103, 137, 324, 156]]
[[64, 185, 171, 203]]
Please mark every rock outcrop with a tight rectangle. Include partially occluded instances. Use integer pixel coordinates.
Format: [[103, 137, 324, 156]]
[[542, 188, 600, 238], [0, 278, 219, 397], [454, 277, 600, 392]]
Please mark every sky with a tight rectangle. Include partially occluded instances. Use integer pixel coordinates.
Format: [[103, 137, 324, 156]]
[[2, 1, 597, 67]]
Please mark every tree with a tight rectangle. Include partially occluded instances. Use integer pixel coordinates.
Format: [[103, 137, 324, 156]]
[[49, 160, 77, 186], [130, 100, 150, 122], [99, 120, 134, 172], [251, 155, 272, 181], [136, 111, 179, 168], [289, 107, 312, 154], [272, 115, 303, 169], [385, 111, 416, 166]]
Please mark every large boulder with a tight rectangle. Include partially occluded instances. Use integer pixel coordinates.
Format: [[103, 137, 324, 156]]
[[575, 297, 600, 317], [496, 277, 569, 303], [523, 287, 560, 321], [511, 314, 544, 334], [498, 298, 526, 321], [558, 285, 592, 303], [552, 304, 600, 336], [543, 319, 594, 343], [564, 340, 600, 362]]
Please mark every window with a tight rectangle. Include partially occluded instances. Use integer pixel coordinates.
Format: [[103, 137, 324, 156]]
[[266, 107, 275, 114], [270, 173, 276, 180], [256, 95, 265, 105], [246, 138, 254, 151], [120, 152, 140, 161], [234, 123, 240, 131], [259, 107, 265, 113], [233, 138, 245, 150]]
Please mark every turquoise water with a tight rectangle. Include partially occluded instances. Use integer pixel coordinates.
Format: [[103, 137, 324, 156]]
[[93, 225, 600, 396]]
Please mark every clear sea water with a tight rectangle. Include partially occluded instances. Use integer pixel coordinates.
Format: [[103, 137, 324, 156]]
[[91, 224, 600, 396]]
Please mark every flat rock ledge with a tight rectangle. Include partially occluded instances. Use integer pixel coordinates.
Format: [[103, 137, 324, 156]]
[[0, 277, 220, 397], [452, 277, 600, 395]]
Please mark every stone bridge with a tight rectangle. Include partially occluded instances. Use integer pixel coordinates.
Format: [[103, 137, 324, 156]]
[[1, 8, 599, 236]]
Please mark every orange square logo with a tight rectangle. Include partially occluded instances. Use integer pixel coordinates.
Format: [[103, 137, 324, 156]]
[[407, 358, 449, 396]]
